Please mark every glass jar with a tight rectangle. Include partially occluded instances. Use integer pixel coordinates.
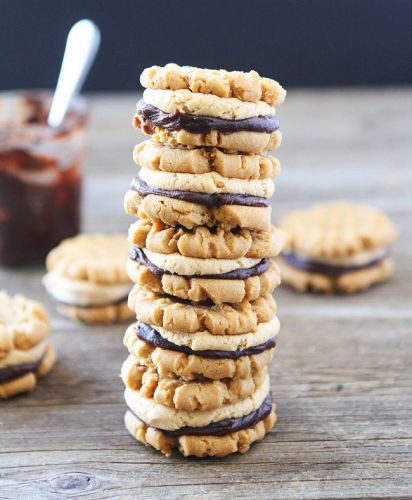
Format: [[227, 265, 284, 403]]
[[0, 90, 88, 266]]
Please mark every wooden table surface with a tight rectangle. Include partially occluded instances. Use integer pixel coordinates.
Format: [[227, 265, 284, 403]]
[[1, 89, 412, 499]]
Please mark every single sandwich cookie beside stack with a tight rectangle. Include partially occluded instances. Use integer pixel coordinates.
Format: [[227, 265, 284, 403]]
[[278, 201, 398, 293], [0, 291, 56, 399], [123, 63, 286, 457], [43, 234, 134, 323]]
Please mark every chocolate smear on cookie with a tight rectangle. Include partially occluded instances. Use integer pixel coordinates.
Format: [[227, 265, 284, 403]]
[[131, 393, 273, 437], [136, 322, 276, 359], [0, 354, 44, 384], [135, 100, 279, 135], [129, 246, 270, 279], [131, 177, 270, 207]]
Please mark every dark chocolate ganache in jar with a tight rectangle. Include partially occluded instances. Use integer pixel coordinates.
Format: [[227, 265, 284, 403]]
[[0, 91, 88, 265]]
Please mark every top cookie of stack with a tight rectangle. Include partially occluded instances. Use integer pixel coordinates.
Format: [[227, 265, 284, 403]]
[[135, 63, 285, 154]]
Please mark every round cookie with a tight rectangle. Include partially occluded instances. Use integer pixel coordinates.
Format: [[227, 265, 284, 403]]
[[126, 259, 281, 304], [128, 287, 277, 335], [124, 403, 276, 457], [142, 89, 276, 120], [133, 97, 282, 154], [140, 63, 286, 106], [135, 248, 263, 277], [148, 126, 282, 155], [124, 373, 270, 430], [46, 233, 130, 284], [138, 166, 275, 198], [125, 190, 272, 232], [279, 201, 398, 259], [137, 316, 279, 353], [44, 234, 134, 323], [121, 354, 268, 412], [278, 201, 398, 293], [133, 322, 277, 365], [128, 220, 284, 260], [124, 324, 274, 381], [134, 140, 280, 179], [0, 291, 56, 399]]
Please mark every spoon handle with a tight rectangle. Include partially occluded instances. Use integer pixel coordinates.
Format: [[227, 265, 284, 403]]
[[48, 19, 100, 127]]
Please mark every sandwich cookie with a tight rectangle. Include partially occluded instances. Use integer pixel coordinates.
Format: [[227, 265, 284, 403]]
[[43, 234, 134, 323], [130, 246, 269, 277], [124, 373, 275, 457], [134, 89, 282, 154], [125, 170, 274, 231], [125, 190, 272, 232], [123, 323, 275, 382], [130, 141, 278, 231], [126, 258, 281, 305], [0, 291, 56, 398], [278, 201, 398, 293], [128, 220, 284, 260]]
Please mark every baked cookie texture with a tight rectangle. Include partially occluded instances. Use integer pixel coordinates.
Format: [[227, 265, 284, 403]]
[[278, 201, 398, 293], [142, 88, 276, 120], [125, 404, 276, 457], [123, 324, 274, 381], [148, 126, 282, 155], [46, 233, 130, 284], [128, 220, 284, 260], [128, 287, 276, 335], [126, 259, 281, 305], [121, 354, 268, 411], [123, 63, 286, 456], [279, 201, 398, 259], [141, 249, 261, 276], [43, 233, 134, 323], [134, 140, 280, 179], [138, 166, 275, 197], [124, 373, 270, 430], [125, 190, 272, 232], [140, 64, 286, 106], [0, 291, 56, 399]]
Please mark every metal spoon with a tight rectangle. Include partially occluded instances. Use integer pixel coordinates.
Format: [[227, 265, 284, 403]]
[[47, 19, 101, 127]]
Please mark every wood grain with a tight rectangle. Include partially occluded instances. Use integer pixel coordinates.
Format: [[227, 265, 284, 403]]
[[1, 89, 412, 499]]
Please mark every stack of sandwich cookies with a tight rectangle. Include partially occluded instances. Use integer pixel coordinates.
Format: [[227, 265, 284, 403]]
[[123, 63, 286, 457], [0, 291, 56, 399], [278, 201, 398, 293], [43, 234, 134, 323]]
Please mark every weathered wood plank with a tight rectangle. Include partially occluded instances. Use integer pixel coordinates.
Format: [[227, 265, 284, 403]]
[[1, 89, 412, 499]]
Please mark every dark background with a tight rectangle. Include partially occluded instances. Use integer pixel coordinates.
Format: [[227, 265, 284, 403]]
[[1, 0, 412, 91]]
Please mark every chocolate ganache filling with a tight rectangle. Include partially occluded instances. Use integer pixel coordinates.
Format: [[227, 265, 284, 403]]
[[0, 355, 44, 384], [131, 177, 269, 207], [136, 322, 276, 359], [136, 100, 279, 135], [282, 251, 388, 277], [132, 393, 273, 437], [129, 246, 270, 279]]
